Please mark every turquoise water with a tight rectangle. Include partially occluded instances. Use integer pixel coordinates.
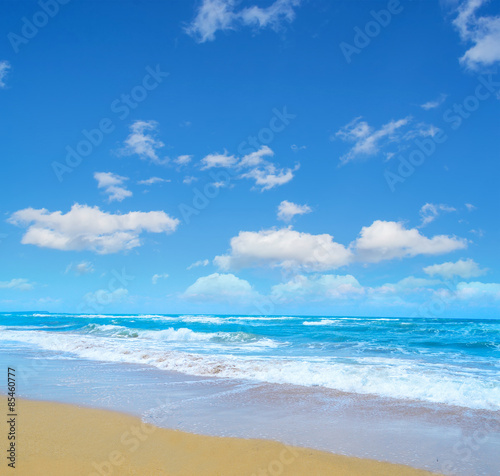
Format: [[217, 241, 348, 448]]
[[1, 312, 499, 410]]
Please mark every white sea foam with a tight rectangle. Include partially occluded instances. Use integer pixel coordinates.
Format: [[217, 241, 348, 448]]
[[1, 329, 499, 410], [303, 319, 341, 326]]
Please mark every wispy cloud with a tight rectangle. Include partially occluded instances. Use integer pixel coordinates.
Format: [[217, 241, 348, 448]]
[[183, 176, 198, 185], [419, 203, 456, 227], [65, 261, 95, 276], [187, 259, 210, 270], [137, 177, 170, 186], [121, 120, 165, 163], [334, 116, 441, 164], [94, 172, 132, 202], [0, 278, 34, 291], [199, 145, 298, 191], [186, 0, 302, 43], [0, 61, 11, 89], [174, 155, 193, 166], [420, 93, 448, 110], [152, 273, 169, 284], [334, 116, 410, 164]]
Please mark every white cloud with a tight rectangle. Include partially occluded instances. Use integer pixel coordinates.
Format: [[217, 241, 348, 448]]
[[353, 220, 467, 263], [0, 278, 34, 291], [83, 288, 128, 305], [65, 261, 95, 276], [453, 0, 500, 69], [9, 204, 180, 254], [419, 203, 456, 227], [214, 227, 353, 272], [424, 258, 487, 279], [0, 61, 11, 89], [455, 281, 500, 300], [182, 273, 256, 301], [187, 259, 210, 270], [94, 172, 132, 202], [470, 228, 484, 237], [420, 93, 448, 110], [375, 276, 442, 295], [199, 146, 298, 191], [334, 116, 442, 164], [186, 0, 301, 43], [238, 146, 274, 167], [121, 120, 165, 163], [200, 151, 237, 169], [183, 176, 198, 184], [291, 144, 306, 152], [335, 116, 411, 164], [465, 203, 477, 211], [185, 0, 237, 43], [240, 0, 301, 28], [174, 155, 193, 166], [214, 221, 467, 272], [152, 273, 169, 284], [271, 274, 364, 302], [277, 200, 311, 222], [138, 177, 170, 185], [241, 163, 298, 191]]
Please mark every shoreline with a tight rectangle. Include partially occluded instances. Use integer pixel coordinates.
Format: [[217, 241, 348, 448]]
[[2, 346, 499, 475], [1, 397, 441, 475]]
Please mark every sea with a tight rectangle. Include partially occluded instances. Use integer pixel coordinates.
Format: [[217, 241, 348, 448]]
[[1, 312, 499, 475]]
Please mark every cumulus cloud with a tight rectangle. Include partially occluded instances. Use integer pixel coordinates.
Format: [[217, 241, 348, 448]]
[[419, 203, 456, 227], [94, 172, 132, 202], [277, 200, 311, 222], [0, 278, 34, 291], [465, 203, 477, 211], [0, 61, 10, 89], [271, 274, 364, 302], [65, 261, 95, 276], [8, 204, 180, 254], [187, 259, 210, 270], [182, 273, 257, 301], [138, 177, 170, 185], [214, 227, 353, 272], [186, 0, 301, 43], [452, 0, 500, 69], [214, 220, 467, 272], [353, 220, 467, 263], [121, 120, 165, 163], [420, 93, 448, 110], [152, 273, 169, 284], [423, 258, 487, 279]]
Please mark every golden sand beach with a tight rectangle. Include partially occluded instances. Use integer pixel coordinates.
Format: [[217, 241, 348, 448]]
[[1, 397, 442, 476]]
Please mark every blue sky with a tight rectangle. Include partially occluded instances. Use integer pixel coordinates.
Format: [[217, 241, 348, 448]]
[[1, 0, 499, 317]]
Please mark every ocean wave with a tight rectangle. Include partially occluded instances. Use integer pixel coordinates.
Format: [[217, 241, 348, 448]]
[[1, 329, 499, 410], [303, 319, 341, 326], [44, 324, 279, 346]]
